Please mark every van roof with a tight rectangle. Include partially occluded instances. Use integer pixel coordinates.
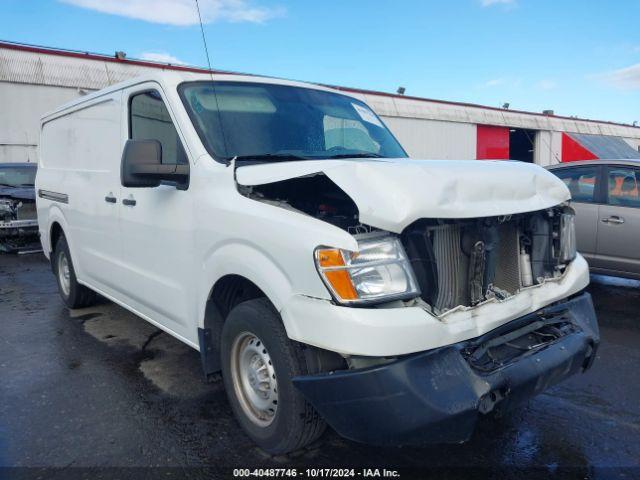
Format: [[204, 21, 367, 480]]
[[40, 71, 360, 122]]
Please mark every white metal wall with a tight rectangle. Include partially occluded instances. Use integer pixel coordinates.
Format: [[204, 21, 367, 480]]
[[534, 131, 563, 166], [625, 138, 640, 153], [382, 116, 476, 159], [0, 82, 84, 163]]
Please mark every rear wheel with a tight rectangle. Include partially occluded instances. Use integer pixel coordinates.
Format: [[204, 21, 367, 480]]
[[221, 298, 326, 454], [53, 235, 97, 309]]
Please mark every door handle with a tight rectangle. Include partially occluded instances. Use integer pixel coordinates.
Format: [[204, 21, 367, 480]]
[[122, 198, 137, 207], [602, 216, 625, 224], [104, 195, 117, 204]]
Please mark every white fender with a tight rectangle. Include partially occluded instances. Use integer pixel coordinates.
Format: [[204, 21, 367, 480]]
[[199, 241, 295, 329]]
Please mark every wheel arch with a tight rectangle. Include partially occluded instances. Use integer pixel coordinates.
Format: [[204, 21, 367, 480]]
[[50, 221, 64, 254], [45, 206, 70, 252], [198, 242, 294, 377], [199, 242, 295, 327], [45, 207, 80, 273]]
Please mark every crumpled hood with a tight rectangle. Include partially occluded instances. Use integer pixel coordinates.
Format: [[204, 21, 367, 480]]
[[0, 186, 35, 202], [236, 158, 570, 233]]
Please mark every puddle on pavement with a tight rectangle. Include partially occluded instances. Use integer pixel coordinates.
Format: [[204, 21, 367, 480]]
[[74, 303, 216, 399], [139, 333, 215, 399], [79, 304, 157, 349]]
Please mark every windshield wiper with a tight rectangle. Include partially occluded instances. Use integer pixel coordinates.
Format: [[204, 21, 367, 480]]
[[232, 153, 311, 163], [325, 153, 387, 159], [231, 152, 388, 164]]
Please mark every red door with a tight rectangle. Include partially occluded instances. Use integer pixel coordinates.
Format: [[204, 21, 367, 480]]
[[477, 125, 510, 160]]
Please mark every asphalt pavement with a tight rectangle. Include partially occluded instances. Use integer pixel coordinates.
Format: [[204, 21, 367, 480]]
[[1, 254, 639, 479]]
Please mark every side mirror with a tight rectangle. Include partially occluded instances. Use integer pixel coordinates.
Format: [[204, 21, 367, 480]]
[[121, 139, 189, 189]]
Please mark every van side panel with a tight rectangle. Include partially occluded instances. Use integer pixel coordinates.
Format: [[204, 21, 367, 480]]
[[39, 94, 124, 290]]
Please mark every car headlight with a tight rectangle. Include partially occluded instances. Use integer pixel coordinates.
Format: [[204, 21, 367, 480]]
[[314, 233, 420, 305], [558, 211, 577, 263]]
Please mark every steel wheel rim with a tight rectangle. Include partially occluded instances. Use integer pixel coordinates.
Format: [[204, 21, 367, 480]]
[[230, 332, 278, 427], [58, 251, 71, 297]]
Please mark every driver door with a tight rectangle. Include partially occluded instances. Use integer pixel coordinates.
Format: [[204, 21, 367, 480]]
[[116, 83, 196, 344]]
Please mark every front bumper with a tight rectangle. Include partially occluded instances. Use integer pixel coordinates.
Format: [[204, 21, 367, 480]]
[[293, 292, 599, 446], [282, 254, 590, 357], [0, 219, 38, 236], [0, 220, 40, 252]]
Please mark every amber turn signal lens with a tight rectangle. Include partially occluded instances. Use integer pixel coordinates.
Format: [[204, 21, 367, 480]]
[[323, 270, 358, 300], [315, 248, 358, 301], [316, 248, 345, 268]]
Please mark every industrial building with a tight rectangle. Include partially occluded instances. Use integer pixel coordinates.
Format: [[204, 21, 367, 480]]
[[1, 40, 639, 166]]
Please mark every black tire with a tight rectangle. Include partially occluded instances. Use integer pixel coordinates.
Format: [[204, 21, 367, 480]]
[[221, 298, 326, 454], [52, 234, 97, 309]]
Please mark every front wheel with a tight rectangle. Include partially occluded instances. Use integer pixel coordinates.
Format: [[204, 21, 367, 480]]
[[221, 298, 326, 454]]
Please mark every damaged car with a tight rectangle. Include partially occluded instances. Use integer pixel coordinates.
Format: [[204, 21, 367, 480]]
[[37, 72, 599, 454], [0, 162, 39, 253]]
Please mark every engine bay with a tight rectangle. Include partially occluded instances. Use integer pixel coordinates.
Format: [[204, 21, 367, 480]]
[[240, 173, 367, 233]]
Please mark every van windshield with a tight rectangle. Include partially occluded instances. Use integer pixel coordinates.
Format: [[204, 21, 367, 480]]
[[179, 81, 408, 162], [0, 165, 36, 187]]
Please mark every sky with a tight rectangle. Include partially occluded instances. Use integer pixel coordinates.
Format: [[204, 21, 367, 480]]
[[1, 0, 639, 124]]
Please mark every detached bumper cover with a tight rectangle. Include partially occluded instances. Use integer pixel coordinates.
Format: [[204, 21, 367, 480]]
[[293, 292, 598, 446]]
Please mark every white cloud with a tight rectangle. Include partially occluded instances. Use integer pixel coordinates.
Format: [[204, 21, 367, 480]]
[[536, 79, 557, 90], [480, 0, 515, 6], [59, 0, 284, 26], [482, 78, 506, 88], [140, 52, 185, 64], [599, 64, 640, 90], [477, 77, 524, 90]]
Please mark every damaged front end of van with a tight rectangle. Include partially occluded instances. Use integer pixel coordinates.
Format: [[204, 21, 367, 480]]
[[235, 157, 599, 446], [0, 189, 39, 253]]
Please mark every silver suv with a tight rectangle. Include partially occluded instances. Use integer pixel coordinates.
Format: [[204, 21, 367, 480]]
[[548, 160, 640, 279]]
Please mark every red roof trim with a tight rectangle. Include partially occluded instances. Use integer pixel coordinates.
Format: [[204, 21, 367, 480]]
[[1, 39, 638, 130]]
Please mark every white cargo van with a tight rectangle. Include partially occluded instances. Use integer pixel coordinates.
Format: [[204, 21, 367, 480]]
[[37, 72, 599, 454]]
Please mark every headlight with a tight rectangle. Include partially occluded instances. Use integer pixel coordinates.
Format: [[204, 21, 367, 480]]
[[558, 211, 577, 263], [314, 233, 420, 305]]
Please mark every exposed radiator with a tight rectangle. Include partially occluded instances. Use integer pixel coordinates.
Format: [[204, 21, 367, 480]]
[[492, 223, 521, 295], [433, 225, 468, 312], [431, 221, 521, 313]]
